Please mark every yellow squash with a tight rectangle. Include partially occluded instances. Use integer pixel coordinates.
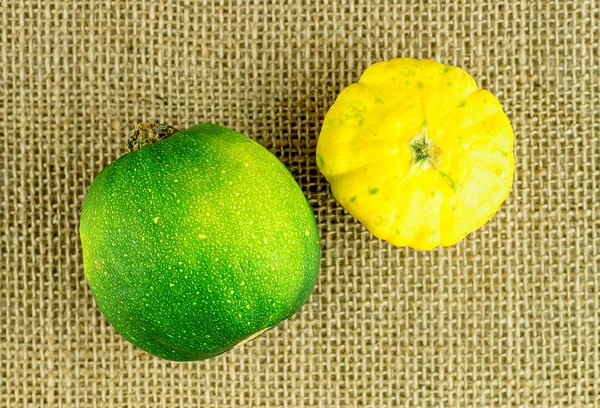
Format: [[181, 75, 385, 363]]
[[317, 58, 514, 250]]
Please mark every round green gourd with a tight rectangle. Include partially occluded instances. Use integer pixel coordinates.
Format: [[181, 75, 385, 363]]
[[80, 123, 320, 361]]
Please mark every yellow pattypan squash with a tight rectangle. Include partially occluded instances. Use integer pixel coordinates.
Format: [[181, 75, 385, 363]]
[[317, 58, 514, 250]]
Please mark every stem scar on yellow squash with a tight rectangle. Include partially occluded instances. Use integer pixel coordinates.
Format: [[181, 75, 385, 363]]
[[317, 58, 515, 250]]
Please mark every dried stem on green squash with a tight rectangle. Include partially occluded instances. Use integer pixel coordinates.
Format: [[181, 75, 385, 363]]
[[127, 122, 179, 152]]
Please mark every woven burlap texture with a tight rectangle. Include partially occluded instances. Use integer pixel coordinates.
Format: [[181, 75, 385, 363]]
[[1, 0, 599, 406]]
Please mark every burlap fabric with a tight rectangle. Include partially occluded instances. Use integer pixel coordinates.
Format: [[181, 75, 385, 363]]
[[1, 1, 599, 406]]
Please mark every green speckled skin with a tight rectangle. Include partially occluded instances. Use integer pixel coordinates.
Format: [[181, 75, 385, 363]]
[[80, 124, 320, 361]]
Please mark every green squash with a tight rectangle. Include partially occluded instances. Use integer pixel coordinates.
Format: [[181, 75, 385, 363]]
[[80, 123, 320, 361]]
